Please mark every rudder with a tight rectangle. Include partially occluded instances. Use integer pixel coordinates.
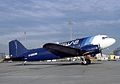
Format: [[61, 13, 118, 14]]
[[9, 40, 27, 58]]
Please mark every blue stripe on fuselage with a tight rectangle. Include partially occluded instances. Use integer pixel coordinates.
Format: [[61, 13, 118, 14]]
[[80, 36, 94, 47], [84, 36, 94, 46], [59, 36, 95, 49]]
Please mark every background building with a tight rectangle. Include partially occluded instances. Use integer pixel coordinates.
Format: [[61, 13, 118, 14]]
[[114, 47, 120, 56]]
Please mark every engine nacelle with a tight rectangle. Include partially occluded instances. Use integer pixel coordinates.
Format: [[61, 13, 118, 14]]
[[81, 45, 101, 56]]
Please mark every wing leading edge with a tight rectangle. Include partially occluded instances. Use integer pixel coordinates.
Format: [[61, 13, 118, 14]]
[[43, 43, 86, 58]]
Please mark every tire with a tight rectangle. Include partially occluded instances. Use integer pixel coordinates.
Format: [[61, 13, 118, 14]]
[[85, 59, 91, 64]]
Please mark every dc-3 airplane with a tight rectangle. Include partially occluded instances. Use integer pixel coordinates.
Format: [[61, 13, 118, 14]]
[[9, 35, 116, 65]]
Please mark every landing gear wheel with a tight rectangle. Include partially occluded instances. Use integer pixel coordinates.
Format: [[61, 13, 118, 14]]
[[85, 59, 91, 64], [80, 56, 91, 65], [22, 61, 27, 65], [81, 59, 91, 65], [81, 61, 87, 65]]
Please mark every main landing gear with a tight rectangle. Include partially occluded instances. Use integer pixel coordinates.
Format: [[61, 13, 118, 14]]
[[80, 56, 91, 65]]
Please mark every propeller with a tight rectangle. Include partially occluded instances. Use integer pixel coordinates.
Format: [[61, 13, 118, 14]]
[[98, 44, 103, 57]]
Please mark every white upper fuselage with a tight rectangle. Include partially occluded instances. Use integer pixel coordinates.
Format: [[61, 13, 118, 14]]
[[60, 35, 116, 49], [91, 35, 116, 49]]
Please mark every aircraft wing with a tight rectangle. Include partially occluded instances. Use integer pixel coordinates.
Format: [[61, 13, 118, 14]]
[[43, 43, 86, 58]]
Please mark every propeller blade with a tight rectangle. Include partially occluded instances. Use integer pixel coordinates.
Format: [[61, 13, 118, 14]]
[[98, 44, 103, 57]]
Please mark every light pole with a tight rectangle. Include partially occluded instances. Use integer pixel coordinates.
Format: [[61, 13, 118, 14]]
[[24, 31, 27, 47], [68, 20, 73, 40]]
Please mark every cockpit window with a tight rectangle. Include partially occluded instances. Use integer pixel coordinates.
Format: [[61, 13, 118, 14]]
[[102, 37, 108, 39]]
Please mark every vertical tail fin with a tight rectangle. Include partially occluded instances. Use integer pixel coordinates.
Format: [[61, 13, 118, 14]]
[[9, 40, 27, 58]]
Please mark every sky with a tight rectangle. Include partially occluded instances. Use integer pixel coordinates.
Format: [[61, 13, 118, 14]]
[[0, 0, 120, 54]]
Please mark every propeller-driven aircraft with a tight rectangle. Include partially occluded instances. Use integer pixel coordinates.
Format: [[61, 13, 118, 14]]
[[9, 35, 116, 65]]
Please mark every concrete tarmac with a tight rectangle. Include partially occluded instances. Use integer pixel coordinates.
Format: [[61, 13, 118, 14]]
[[0, 61, 120, 84]]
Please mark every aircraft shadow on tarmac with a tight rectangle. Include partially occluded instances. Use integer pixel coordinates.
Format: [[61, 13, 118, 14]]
[[12, 62, 102, 66], [10, 62, 102, 70]]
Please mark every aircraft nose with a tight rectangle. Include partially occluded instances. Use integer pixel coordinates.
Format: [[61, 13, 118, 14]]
[[110, 38, 116, 45]]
